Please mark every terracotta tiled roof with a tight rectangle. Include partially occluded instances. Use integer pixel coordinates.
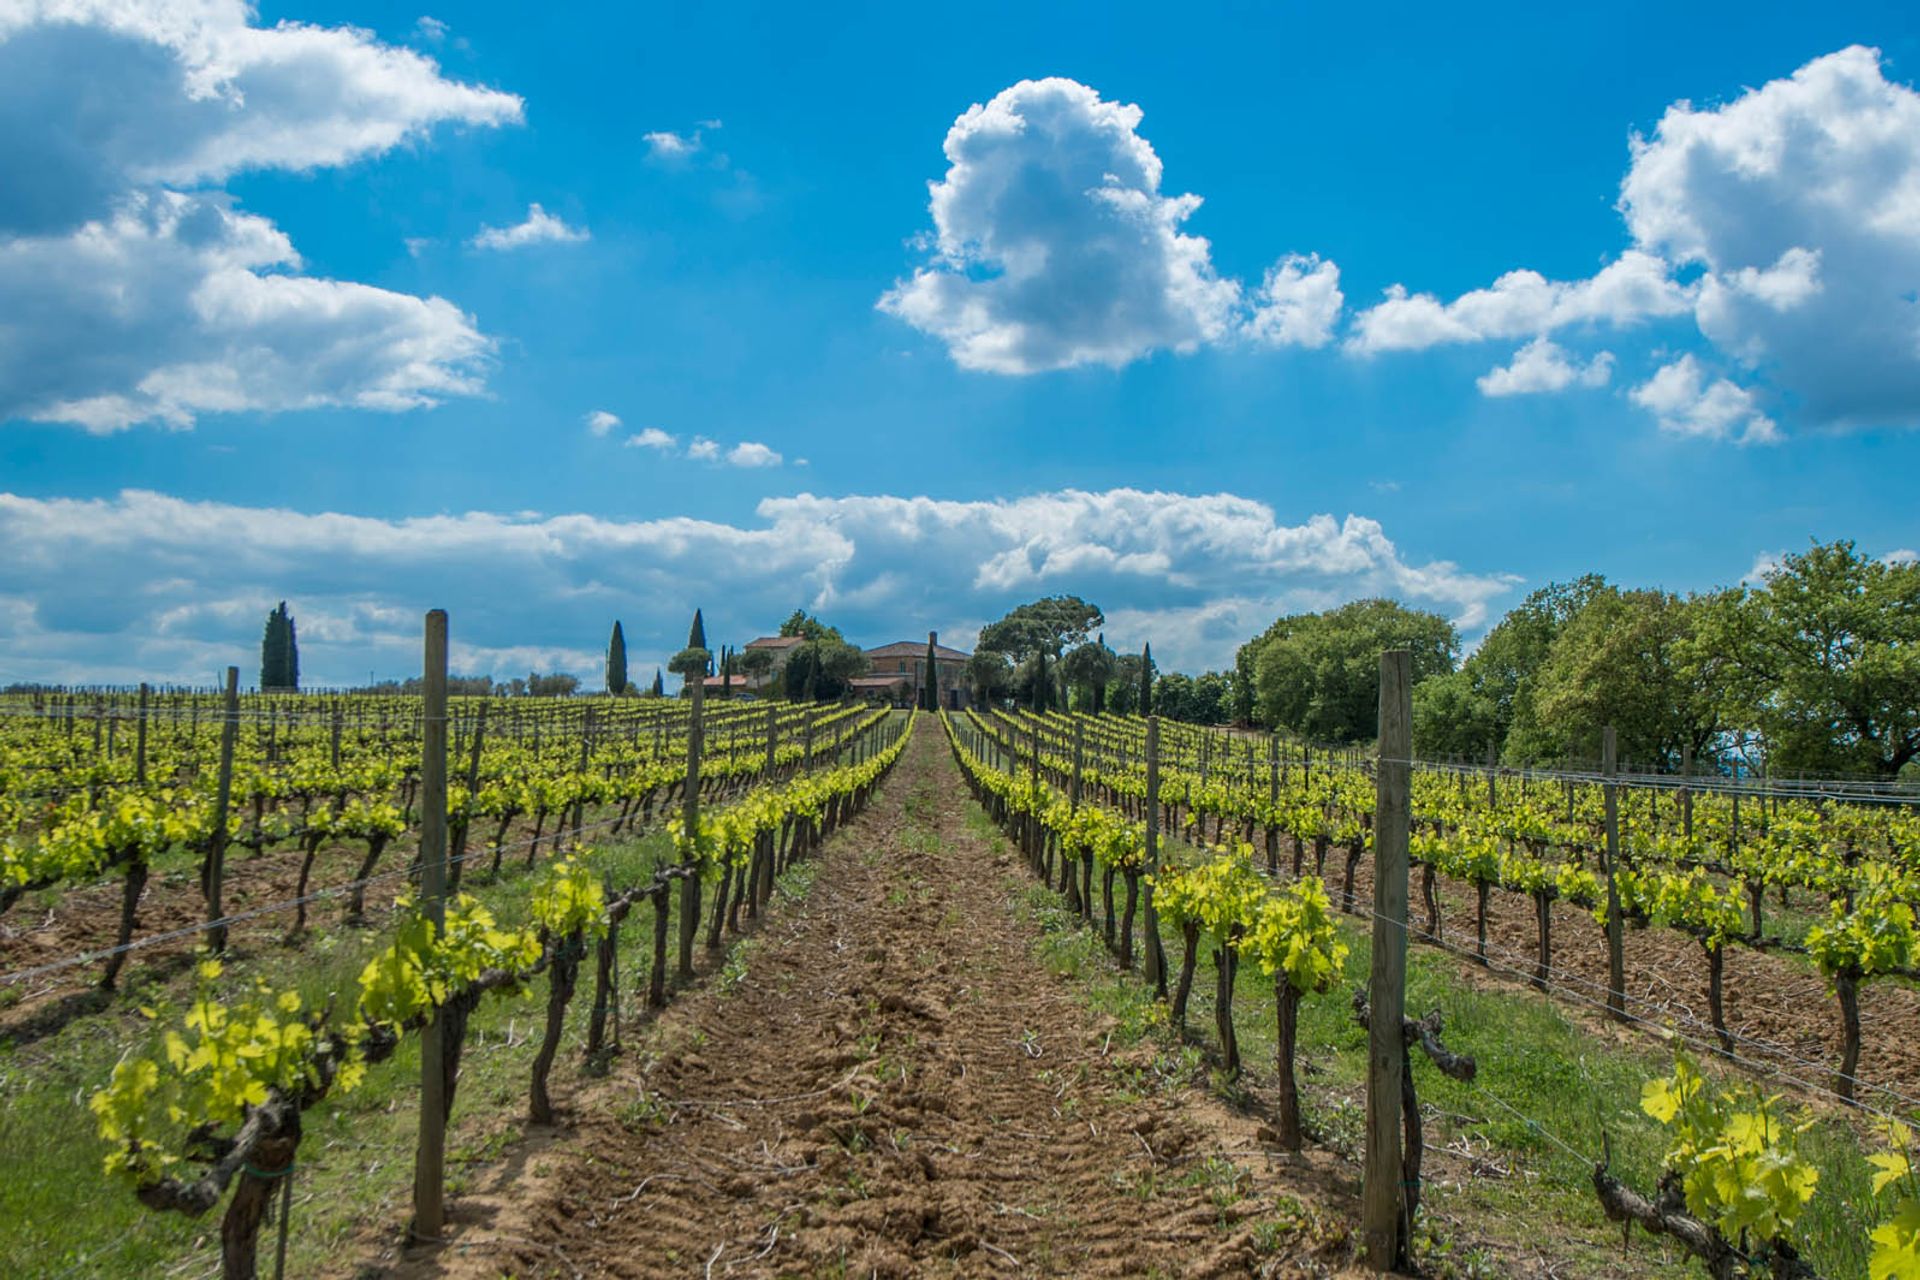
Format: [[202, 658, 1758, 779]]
[[745, 635, 805, 650], [864, 640, 971, 662]]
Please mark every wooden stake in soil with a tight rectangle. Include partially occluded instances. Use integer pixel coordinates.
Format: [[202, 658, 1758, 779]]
[[679, 668, 704, 983], [204, 666, 240, 954], [1142, 716, 1167, 995], [413, 609, 451, 1241], [1363, 649, 1412, 1272], [1601, 726, 1627, 1023], [135, 681, 149, 786]]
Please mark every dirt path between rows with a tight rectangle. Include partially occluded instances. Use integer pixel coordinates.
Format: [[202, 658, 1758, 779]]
[[376, 722, 1354, 1279]]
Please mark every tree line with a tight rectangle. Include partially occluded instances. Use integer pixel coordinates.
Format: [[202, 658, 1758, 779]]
[[1217, 540, 1918, 780]]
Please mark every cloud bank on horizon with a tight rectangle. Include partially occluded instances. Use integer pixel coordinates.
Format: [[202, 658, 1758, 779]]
[[0, 487, 1514, 686], [881, 49, 1920, 444]]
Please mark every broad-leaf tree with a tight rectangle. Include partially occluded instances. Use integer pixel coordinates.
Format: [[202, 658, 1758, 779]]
[[978, 596, 1104, 665], [1698, 541, 1920, 778], [1250, 599, 1457, 742]]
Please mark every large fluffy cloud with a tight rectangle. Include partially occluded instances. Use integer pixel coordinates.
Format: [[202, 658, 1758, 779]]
[[1621, 46, 1920, 428], [1350, 46, 1920, 437], [879, 78, 1333, 372], [0, 488, 1514, 684], [0, 0, 522, 431]]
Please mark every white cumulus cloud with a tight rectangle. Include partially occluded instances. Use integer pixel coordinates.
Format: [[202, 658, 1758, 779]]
[[726, 441, 782, 468], [1347, 251, 1689, 355], [1243, 253, 1344, 349], [0, 0, 521, 431], [470, 203, 588, 250], [1630, 355, 1778, 445], [1621, 45, 1920, 428], [1348, 46, 1920, 439], [625, 427, 677, 451], [879, 78, 1249, 374], [1476, 339, 1614, 397], [584, 409, 621, 436]]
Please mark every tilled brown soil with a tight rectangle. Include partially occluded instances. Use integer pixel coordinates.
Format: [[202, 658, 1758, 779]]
[[0, 798, 687, 1043], [1268, 830, 1920, 1109], [382, 725, 1356, 1279]]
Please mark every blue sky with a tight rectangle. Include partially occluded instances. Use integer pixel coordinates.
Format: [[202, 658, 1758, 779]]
[[2, 0, 1918, 686]]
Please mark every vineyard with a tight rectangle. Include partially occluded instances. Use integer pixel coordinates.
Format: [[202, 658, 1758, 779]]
[[3, 639, 1918, 1278]]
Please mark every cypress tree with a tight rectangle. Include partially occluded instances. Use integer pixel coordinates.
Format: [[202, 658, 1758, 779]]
[[720, 645, 733, 699], [260, 602, 298, 690], [1031, 648, 1048, 712], [607, 621, 629, 695], [688, 609, 707, 652], [922, 633, 939, 710], [260, 608, 281, 690], [651, 668, 665, 698], [1140, 642, 1154, 717]]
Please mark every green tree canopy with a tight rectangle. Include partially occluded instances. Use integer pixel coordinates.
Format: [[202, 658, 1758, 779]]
[[782, 635, 868, 702], [1250, 599, 1458, 742], [1107, 651, 1147, 715], [1695, 541, 1920, 777], [1061, 634, 1117, 712], [1506, 587, 1719, 768], [779, 610, 843, 643], [739, 646, 776, 683], [1155, 671, 1233, 725], [977, 596, 1104, 664], [966, 649, 1013, 705], [1412, 576, 1605, 760]]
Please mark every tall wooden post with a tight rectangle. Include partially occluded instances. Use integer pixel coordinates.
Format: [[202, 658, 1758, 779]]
[[205, 666, 240, 954], [1070, 721, 1085, 813], [1142, 716, 1167, 996], [679, 672, 704, 982], [1680, 744, 1693, 838], [135, 682, 149, 786], [1601, 727, 1626, 1022], [764, 705, 778, 779], [1363, 649, 1412, 1271], [413, 609, 451, 1241]]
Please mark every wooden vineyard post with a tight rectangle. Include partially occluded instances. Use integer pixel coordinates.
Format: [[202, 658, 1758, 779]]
[[1601, 727, 1626, 1022], [573, 707, 593, 848], [1071, 721, 1084, 813], [1267, 735, 1280, 870], [1364, 649, 1412, 1272], [679, 670, 704, 983], [1142, 716, 1167, 995], [413, 609, 451, 1242], [765, 705, 777, 780], [205, 666, 240, 954], [1680, 744, 1693, 838], [450, 704, 486, 891], [135, 681, 149, 786]]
